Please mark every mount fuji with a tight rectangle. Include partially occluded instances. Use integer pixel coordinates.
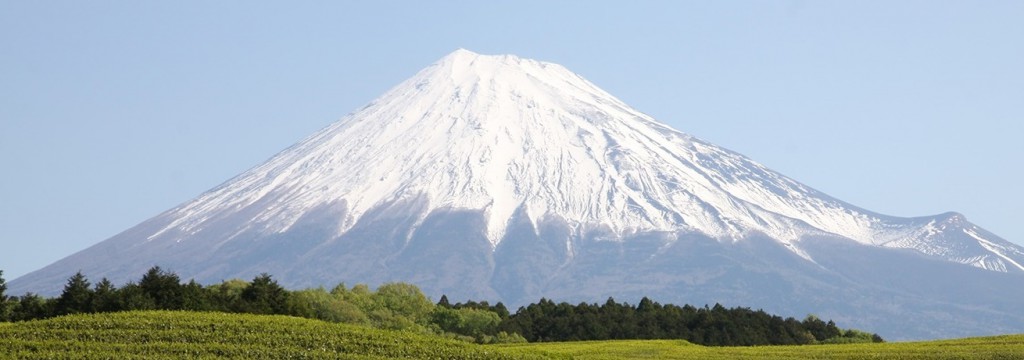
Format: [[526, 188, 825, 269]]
[[11, 49, 1024, 340]]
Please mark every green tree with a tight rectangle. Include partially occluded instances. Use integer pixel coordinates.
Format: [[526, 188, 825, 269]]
[[431, 306, 503, 343], [91, 278, 120, 313], [9, 293, 51, 321], [139, 266, 184, 309], [492, 302, 510, 319], [181, 280, 212, 311], [493, 331, 528, 344], [458, 308, 502, 340], [238, 273, 289, 314], [116, 282, 156, 310], [0, 270, 9, 321], [373, 282, 435, 326], [430, 307, 463, 333], [207, 279, 248, 311], [290, 288, 368, 324], [55, 271, 93, 315], [337, 283, 377, 312], [437, 294, 451, 308], [802, 314, 841, 342], [328, 282, 435, 331]]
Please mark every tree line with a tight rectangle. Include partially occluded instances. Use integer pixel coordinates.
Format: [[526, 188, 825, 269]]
[[0, 268, 523, 344], [0, 268, 882, 346], [497, 297, 883, 345]]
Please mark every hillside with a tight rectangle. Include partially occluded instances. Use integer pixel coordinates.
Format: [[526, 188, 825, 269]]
[[0, 311, 540, 359], [2, 311, 1022, 359]]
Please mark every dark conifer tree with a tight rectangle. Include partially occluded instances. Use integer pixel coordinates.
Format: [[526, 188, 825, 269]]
[[116, 282, 156, 311], [239, 273, 289, 314], [10, 293, 51, 321], [180, 280, 211, 311], [492, 302, 510, 319], [55, 271, 93, 315], [91, 278, 120, 313], [0, 270, 8, 321], [139, 266, 184, 310]]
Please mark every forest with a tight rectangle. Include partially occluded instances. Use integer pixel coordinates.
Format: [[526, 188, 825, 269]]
[[0, 268, 882, 346]]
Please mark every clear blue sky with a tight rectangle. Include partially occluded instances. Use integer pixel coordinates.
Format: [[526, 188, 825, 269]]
[[2, 1, 1022, 280]]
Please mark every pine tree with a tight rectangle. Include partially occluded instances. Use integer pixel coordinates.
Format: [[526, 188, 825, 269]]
[[0, 270, 9, 321], [11, 293, 51, 321], [0, 270, 7, 302], [239, 273, 289, 314], [181, 280, 211, 311], [91, 278, 119, 312], [55, 271, 93, 315], [492, 302, 510, 319], [139, 266, 184, 309], [872, 333, 885, 343]]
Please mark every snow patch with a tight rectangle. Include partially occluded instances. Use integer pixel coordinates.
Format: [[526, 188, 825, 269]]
[[965, 228, 1024, 272]]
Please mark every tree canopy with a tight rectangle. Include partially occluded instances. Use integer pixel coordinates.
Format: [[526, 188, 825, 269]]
[[0, 267, 881, 346]]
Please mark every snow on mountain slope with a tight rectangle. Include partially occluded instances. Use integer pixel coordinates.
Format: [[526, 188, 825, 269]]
[[11, 49, 1024, 340], [142, 49, 1021, 272]]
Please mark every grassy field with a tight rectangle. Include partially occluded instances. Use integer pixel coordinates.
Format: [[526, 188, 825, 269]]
[[1, 311, 1022, 359], [0, 311, 542, 359], [500, 336, 1024, 359]]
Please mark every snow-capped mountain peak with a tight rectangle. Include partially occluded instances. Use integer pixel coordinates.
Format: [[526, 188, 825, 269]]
[[145, 50, 1021, 272], [12, 49, 1024, 340], [152, 49, 701, 247]]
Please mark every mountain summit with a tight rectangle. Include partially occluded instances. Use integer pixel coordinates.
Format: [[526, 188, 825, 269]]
[[12, 49, 1024, 339]]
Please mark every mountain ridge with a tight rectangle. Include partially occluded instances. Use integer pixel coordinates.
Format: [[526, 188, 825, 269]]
[[10, 49, 1024, 339], [138, 49, 1022, 269]]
